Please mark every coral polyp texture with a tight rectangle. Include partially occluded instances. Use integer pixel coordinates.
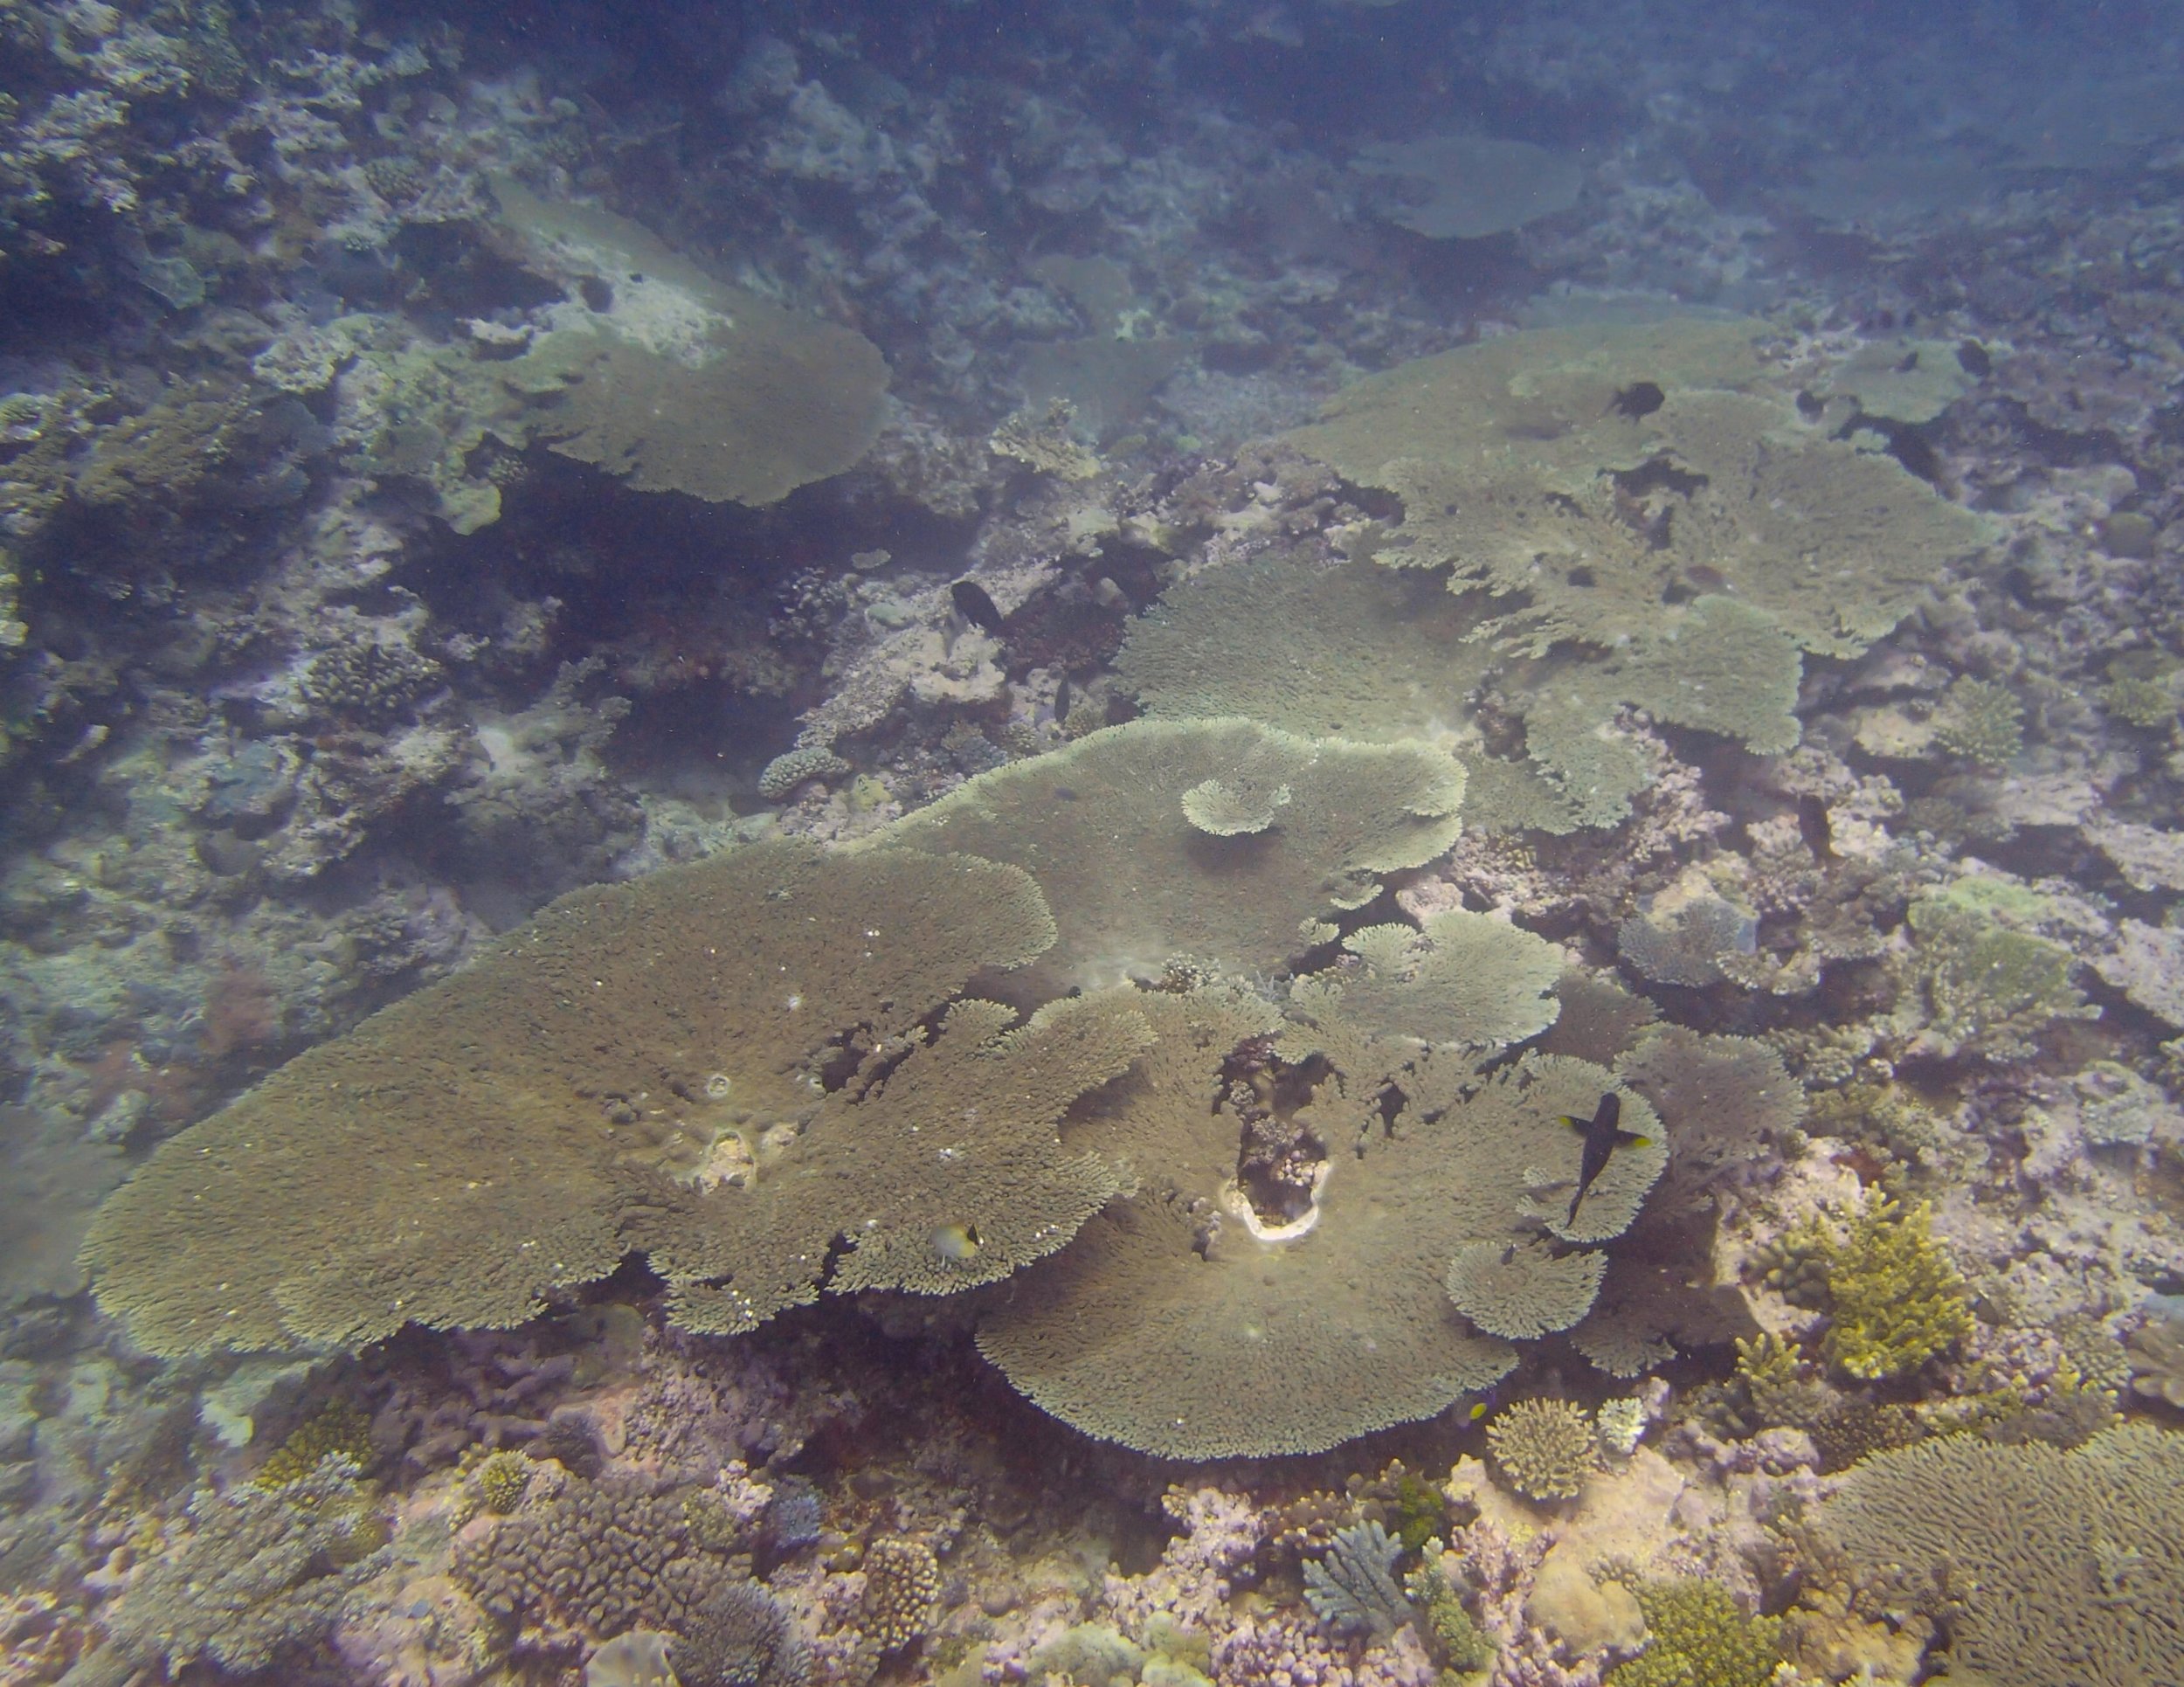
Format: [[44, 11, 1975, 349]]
[[976, 1053, 1662, 1457], [1820, 1424, 2184, 1687], [870, 717, 1468, 989], [1484, 1398, 1598, 1502], [82, 842, 1150, 1353]]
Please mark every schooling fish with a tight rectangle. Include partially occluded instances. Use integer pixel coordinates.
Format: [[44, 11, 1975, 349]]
[[1558, 1091, 1652, 1226]]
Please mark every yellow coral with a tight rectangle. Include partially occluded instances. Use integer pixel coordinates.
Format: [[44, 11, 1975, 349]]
[[252, 1402, 372, 1490], [1821, 1198, 1973, 1380]]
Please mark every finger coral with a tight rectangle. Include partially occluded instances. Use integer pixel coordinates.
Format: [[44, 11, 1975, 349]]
[[454, 1476, 736, 1644], [1820, 1422, 2184, 1687]]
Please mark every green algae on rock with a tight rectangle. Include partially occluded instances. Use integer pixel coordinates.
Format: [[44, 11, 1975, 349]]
[[82, 843, 1146, 1355]]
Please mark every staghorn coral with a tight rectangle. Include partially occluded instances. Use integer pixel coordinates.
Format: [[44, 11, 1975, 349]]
[[1606, 1580, 1783, 1687], [1303, 1519, 1413, 1640], [1486, 1400, 1598, 1502], [100, 1454, 390, 1673], [978, 1048, 1662, 1457], [872, 717, 1466, 991], [86, 842, 1147, 1353], [1819, 1423, 2184, 1687]]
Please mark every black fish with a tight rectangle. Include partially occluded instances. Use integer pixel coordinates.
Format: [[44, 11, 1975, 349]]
[[950, 578, 1006, 634], [1557, 1091, 1652, 1226]]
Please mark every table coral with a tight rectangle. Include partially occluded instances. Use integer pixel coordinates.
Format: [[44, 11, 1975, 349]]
[[84, 842, 1144, 1353], [977, 1050, 1662, 1456]]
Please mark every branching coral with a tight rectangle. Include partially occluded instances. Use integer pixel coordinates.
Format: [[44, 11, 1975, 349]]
[[1606, 1580, 1783, 1687], [101, 1455, 389, 1673], [1304, 1520, 1413, 1640], [1485, 1399, 1597, 1502], [1818, 1197, 1975, 1380], [1820, 1423, 2184, 1687]]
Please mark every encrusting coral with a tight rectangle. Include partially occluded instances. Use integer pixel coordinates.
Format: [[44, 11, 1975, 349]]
[[83, 842, 1148, 1353]]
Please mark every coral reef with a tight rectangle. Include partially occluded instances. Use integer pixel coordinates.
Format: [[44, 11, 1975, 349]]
[[100, 1454, 390, 1673], [1486, 1400, 1598, 1503], [85, 842, 1144, 1352], [1607, 1580, 1783, 1687], [9, 6, 2184, 1686], [1821, 1423, 2184, 1687]]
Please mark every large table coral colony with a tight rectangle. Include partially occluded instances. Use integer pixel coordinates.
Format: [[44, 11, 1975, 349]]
[[66, 310, 2184, 1687]]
